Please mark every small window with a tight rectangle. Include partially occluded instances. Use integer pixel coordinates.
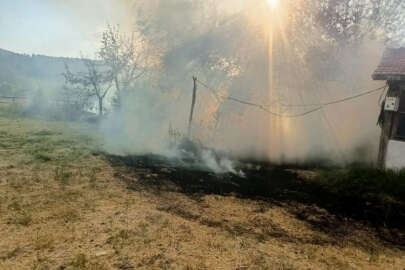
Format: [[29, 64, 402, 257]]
[[396, 114, 405, 139], [399, 91, 405, 112], [394, 90, 405, 140]]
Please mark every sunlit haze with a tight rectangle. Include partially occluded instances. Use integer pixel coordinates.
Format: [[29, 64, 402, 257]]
[[267, 0, 279, 8]]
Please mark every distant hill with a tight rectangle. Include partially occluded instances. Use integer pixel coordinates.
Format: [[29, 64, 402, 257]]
[[0, 48, 85, 97]]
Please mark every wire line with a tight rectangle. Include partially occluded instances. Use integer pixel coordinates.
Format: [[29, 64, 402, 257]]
[[196, 79, 386, 118], [196, 79, 323, 118], [278, 85, 387, 107]]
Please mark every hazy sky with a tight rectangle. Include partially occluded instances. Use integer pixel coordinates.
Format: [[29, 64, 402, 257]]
[[0, 0, 133, 57]]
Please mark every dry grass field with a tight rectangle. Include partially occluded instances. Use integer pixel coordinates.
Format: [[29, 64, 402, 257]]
[[0, 111, 405, 269]]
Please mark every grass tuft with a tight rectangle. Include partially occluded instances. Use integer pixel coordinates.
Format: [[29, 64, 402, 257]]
[[54, 166, 72, 186], [71, 253, 88, 269], [0, 247, 22, 261], [34, 153, 53, 162], [10, 212, 32, 226]]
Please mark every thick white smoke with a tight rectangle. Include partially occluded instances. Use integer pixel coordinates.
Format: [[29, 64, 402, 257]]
[[95, 0, 398, 168]]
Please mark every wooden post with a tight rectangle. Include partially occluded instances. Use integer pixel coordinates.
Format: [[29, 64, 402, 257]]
[[377, 82, 400, 169], [377, 111, 393, 169], [188, 76, 198, 136]]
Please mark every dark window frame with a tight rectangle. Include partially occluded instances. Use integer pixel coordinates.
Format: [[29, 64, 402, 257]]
[[393, 89, 405, 141], [394, 114, 405, 141]]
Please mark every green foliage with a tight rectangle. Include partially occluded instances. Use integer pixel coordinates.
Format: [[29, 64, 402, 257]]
[[318, 168, 405, 203], [313, 168, 405, 227]]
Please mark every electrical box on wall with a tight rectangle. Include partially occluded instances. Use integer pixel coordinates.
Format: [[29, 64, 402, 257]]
[[385, 97, 400, 112]]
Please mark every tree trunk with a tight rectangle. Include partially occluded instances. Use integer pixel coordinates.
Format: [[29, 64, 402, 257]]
[[114, 76, 121, 110], [98, 97, 103, 116]]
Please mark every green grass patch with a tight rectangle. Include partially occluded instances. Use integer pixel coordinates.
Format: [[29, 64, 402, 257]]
[[317, 168, 405, 203], [311, 168, 405, 228], [31, 130, 61, 136], [34, 152, 53, 162]]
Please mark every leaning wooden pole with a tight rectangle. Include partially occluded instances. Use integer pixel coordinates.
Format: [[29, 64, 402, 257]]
[[377, 83, 397, 169], [188, 76, 198, 137]]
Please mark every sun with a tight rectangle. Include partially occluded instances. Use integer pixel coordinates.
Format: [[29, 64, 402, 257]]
[[267, 0, 279, 7]]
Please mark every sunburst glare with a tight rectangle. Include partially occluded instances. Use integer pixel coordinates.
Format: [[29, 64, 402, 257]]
[[267, 0, 279, 8]]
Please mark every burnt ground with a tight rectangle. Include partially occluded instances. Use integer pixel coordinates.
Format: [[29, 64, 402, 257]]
[[106, 153, 405, 249]]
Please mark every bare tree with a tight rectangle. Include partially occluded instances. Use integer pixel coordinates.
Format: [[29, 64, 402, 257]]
[[63, 59, 112, 117], [99, 25, 147, 110]]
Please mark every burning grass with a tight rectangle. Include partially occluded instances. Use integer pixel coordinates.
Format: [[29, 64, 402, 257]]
[[0, 111, 405, 269]]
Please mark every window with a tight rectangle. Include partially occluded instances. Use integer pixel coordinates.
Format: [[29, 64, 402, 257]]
[[396, 114, 405, 139], [393, 90, 405, 139], [399, 91, 405, 112]]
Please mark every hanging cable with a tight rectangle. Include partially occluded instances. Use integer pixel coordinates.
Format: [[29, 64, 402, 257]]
[[196, 78, 387, 118], [196, 79, 323, 118], [277, 85, 387, 107]]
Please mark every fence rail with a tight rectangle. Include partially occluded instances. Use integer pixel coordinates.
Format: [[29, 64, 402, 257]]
[[0, 96, 27, 99], [0, 96, 28, 105]]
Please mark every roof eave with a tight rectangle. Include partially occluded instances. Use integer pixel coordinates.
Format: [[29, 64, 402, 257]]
[[372, 73, 405, 81]]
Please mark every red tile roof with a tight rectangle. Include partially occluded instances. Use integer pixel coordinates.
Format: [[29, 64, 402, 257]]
[[373, 48, 405, 80]]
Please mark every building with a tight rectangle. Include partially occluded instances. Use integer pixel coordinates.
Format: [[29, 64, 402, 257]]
[[373, 48, 405, 169]]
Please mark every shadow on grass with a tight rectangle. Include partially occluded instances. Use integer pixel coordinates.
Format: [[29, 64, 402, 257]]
[[105, 153, 405, 247]]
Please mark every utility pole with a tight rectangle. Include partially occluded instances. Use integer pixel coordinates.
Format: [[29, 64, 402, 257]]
[[188, 76, 198, 136]]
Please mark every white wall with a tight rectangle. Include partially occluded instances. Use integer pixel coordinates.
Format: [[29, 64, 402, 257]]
[[386, 139, 405, 169]]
